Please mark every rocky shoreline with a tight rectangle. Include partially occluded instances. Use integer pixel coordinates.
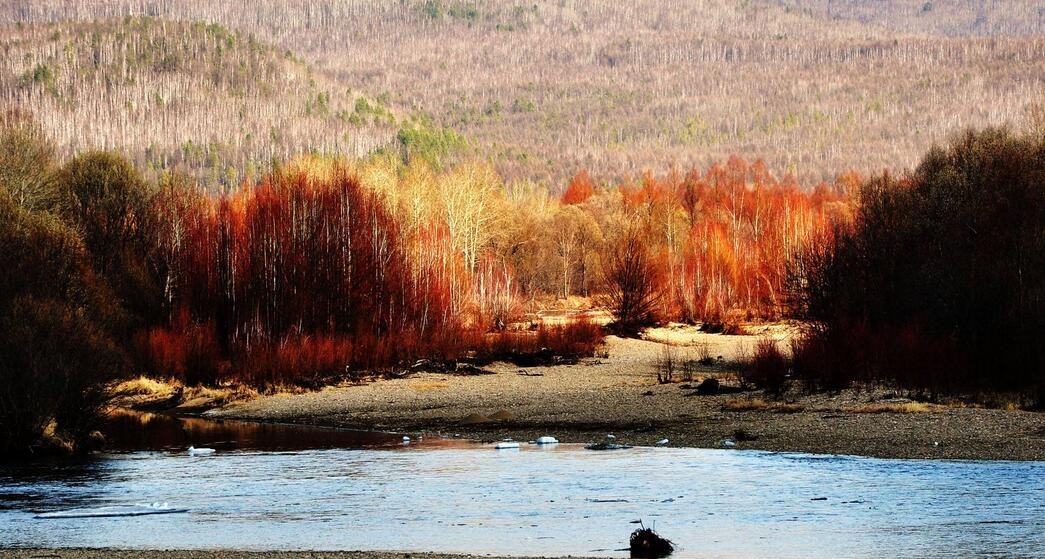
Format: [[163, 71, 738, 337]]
[[201, 333, 1045, 461]]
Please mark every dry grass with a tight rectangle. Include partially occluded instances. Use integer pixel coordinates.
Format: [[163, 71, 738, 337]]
[[944, 396, 1026, 412], [109, 376, 261, 410], [186, 384, 259, 402], [845, 402, 939, 414], [112, 375, 179, 397], [722, 397, 806, 413], [722, 397, 769, 411]]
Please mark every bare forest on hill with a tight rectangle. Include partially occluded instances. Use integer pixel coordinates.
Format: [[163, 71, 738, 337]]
[[771, 0, 1045, 37], [1, 0, 1042, 186]]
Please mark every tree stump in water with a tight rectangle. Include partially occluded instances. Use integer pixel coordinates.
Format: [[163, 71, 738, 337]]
[[630, 525, 674, 558]]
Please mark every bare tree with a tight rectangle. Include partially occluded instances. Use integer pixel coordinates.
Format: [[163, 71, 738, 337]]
[[604, 225, 663, 335]]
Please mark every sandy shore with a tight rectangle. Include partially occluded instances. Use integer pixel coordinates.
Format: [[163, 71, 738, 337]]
[[200, 326, 1045, 461], [4, 550, 574, 559]]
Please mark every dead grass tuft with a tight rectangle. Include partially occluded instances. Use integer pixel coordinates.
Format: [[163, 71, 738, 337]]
[[112, 375, 179, 397], [722, 398, 805, 413], [722, 397, 768, 411], [773, 402, 806, 413], [845, 401, 938, 414], [411, 381, 450, 392]]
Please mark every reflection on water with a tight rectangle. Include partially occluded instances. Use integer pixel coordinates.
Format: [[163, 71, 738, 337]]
[[100, 410, 444, 452], [0, 415, 1043, 558]]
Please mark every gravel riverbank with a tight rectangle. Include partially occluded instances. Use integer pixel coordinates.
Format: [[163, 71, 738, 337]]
[[205, 331, 1045, 461]]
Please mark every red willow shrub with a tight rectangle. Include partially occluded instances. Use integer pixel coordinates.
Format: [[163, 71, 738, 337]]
[[233, 333, 355, 388], [145, 166, 603, 388], [148, 168, 466, 386], [608, 156, 849, 328], [479, 319, 604, 365], [139, 314, 223, 386], [604, 226, 666, 335], [789, 322, 967, 396], [561, 169, 596, 205]]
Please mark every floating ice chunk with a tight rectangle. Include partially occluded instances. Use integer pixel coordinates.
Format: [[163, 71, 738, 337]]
[[35, 502, 188, 519], [494, 439, 521, 450]]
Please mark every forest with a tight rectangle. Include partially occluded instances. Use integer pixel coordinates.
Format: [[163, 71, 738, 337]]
[[2, 102, 1044, 454], [1, 2, 1042, 187], [0, 1, 1043, 457]]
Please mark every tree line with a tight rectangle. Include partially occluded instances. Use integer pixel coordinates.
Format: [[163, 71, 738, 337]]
[[0, 110, 845, 454], [3, 112, 1042, 454], [792, 128, 1045, 403]]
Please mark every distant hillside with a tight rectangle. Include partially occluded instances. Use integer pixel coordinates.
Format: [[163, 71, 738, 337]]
[[2, 1, 1042, 186], [0, 18, 399, 188], [769, 0, 1045, 37]]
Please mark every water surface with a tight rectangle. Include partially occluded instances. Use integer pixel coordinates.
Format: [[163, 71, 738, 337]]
[[1, 416, 1042, 558]]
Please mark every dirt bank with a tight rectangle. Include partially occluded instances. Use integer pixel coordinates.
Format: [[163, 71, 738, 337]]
[[202, 327, 1045, 461]]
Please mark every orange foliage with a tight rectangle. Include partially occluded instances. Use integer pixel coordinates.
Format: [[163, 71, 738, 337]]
[[609, 155, 849, 326], [138, 155, 845, 385], [561, 169, 596, 205], [145, 164, 544, 387]]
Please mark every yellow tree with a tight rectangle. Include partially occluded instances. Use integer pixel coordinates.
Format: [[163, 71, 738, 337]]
[[437, 162, 507, 314]]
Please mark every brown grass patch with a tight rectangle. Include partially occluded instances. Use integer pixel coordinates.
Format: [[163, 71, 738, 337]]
[[845, 402, 938, 414], [411, 381, 450, 392], [721, 398, 805, 413], [773, 402, 806, 413], [722, 398, 768, 411], [184, 384, 259, 402], [112, 375, 179, 397]]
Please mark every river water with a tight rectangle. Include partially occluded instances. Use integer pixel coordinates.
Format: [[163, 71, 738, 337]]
[[0, 414, 1043, 558]]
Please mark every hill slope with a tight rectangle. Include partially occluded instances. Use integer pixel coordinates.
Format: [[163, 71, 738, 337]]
[[0, 17, 399, 188], [769, 0, 1045, 37], [2, 1, 1042, 185]]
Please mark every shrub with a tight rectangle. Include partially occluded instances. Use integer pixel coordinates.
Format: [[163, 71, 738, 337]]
[[535, 318, 603, 358], [793, 128, 1045, 397], [0, 298, 125, 454], [140, 319, 223, 386], [0, 190, 128, 455], [737, 338, 790, 396], [656, 344, 678, 384], [235, 333, 354, 388], [478, 319, 604, 366], [56, 150, 164, 331], [605, 227, 664, 335], [0, 112, 59, 213]]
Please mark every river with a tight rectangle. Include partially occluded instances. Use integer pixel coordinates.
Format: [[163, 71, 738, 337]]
[[0, 413, 1042, 558]]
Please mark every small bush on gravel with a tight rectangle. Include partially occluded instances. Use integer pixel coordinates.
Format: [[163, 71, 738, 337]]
[[737, 338, 790, 396]]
